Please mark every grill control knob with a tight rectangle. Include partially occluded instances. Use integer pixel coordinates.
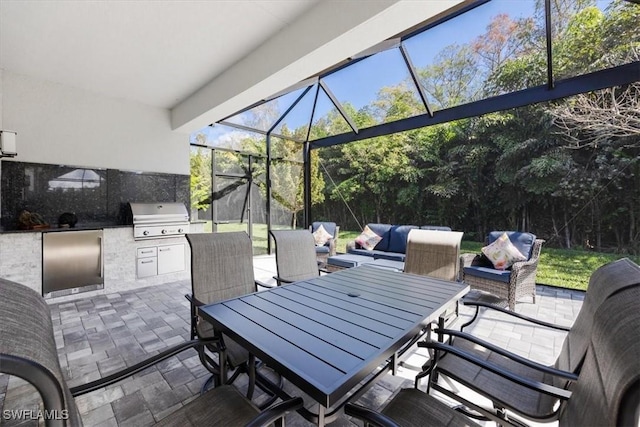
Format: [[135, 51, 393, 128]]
[[143, 230, 149, 236], [178, 228, 184, 233], [161, 229, 168, 234]]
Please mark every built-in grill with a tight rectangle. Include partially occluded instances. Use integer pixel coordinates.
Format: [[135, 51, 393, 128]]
[[129, 202, 190, 240]]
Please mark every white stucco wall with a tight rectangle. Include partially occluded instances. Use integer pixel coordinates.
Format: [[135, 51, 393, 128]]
[[0, 70, 189, 175]]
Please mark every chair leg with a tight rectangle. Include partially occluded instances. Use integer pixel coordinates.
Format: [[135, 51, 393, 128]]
[[200, 374, 217, 395], [508, 291, 516, 310], [201, 363, 242, 394], [196, 345, 221, 378], [255, 361, 284, 410], [460, 305, 481, 332], [246, 354, 256, 400]]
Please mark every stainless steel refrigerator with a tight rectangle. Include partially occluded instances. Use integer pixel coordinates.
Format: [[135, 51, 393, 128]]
[[42, 229, 104, 296]]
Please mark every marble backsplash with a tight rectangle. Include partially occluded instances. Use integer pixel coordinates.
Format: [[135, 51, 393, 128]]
[[1, 161, 189, 230]]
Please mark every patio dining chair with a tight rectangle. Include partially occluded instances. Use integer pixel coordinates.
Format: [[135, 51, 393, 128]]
[[419, 257, 640, 425], [346, 284, 640, 427], [403, 229, 464, 331], [270, 229, 328, 285], [0, 277, 302, 427], [404, 229, 463, 281], [186, 231, 278, 399]]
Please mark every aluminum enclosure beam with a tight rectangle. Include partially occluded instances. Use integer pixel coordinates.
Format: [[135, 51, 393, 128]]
[[310, 61, 640, 148]]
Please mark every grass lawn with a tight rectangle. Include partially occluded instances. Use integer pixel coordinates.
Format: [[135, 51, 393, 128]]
[[198, 223, 640, 291]]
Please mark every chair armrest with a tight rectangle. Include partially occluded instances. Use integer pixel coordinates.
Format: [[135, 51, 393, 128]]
[[510, 257, 540, 273], [510, 239, 545, 271], [459, 253, 485, 281], [245, 397, 304, 427], [419, 341, 573, 400], [70, 338, 219, 396], [510, 257, 541, 281], [460, 253, 486, 267], [345, 403, 402, 427], [346, 240, 358, 252], [511, 257, 539, 270], [255, 279, 276, 289], [273, 275, 294, 286], [433, 329, 578, 380], [185, 293, 206, 307], [461, 300, 571, 332]]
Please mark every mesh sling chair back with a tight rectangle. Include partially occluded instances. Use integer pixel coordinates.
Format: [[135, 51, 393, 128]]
[[460, 231, 544, 309], [186, 231, 276, 397], [404, 229, 464, 281], [0, 277, 302, 427], [346, 283, 640, 427], [270, 229, 322, 285], [426, 257, 640, 424], [404, 229, 464, 330]]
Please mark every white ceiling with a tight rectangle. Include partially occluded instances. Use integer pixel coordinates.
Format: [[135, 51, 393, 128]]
[[0, 0, 465, 134], [0, 0, 319, 108]]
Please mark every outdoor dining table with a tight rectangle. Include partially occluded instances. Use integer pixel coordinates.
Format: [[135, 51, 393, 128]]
[[198, 264, 469, 426]]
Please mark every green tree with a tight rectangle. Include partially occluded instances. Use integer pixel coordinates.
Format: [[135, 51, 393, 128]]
[[269, 137, 325, 228], [418, 43, 480, 109], [246, 127, 325, 228], [189, 145, 212, 212]]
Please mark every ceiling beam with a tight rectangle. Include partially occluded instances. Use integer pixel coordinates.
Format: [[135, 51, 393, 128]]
[[171, 0, 465, 134]]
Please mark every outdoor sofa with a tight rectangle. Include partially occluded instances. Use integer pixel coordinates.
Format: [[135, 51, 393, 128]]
[[346, 223, 452, 262]]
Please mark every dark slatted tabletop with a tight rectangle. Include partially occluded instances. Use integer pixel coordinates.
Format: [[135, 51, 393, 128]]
[[199, 265, 469, 408]]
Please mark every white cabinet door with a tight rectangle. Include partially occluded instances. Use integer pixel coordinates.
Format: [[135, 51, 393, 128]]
[[157, 243, 185, 275], [137, 257, 158, 278]]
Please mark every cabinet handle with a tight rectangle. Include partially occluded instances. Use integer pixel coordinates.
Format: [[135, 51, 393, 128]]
[[159, 248, 170, 252], [141, 260, 154, 264], [141, 250, 153, 254]]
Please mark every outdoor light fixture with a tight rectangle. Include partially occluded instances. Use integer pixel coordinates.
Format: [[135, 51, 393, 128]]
[[0, 130, 17, 157]]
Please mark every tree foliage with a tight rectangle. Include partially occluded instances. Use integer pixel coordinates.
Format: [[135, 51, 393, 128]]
[[316, 0, 640, 253]]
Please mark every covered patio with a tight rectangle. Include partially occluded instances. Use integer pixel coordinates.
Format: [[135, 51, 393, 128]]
[[1, 0, 638, 426], [0, 255, 584, 427]]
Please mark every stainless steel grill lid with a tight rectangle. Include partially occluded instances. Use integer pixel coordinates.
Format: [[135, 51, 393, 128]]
[[129, 202, 189, 224], [129, 202, 189, 239]]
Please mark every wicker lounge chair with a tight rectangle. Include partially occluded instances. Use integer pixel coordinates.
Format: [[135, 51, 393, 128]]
[[404, 229, 463, 281], [346, 279, 640, 427], [270, 229, 327, 285], [424, 258, 640, 425], [460, 231, 544, 309], [0, 277, 302, 427], [186, 232, 277, 398], [309, 221, 339, 264]]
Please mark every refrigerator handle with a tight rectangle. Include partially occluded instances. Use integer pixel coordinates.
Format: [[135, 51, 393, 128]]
[[98, 236, 104, 278]]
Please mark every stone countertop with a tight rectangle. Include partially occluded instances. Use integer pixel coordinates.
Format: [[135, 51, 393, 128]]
[[0, 223, 131, 234], [0, 221, 205, 234]]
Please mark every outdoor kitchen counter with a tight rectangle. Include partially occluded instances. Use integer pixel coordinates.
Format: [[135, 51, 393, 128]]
[[0, 223, 205, 299], [0, 220, 206, 233]]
